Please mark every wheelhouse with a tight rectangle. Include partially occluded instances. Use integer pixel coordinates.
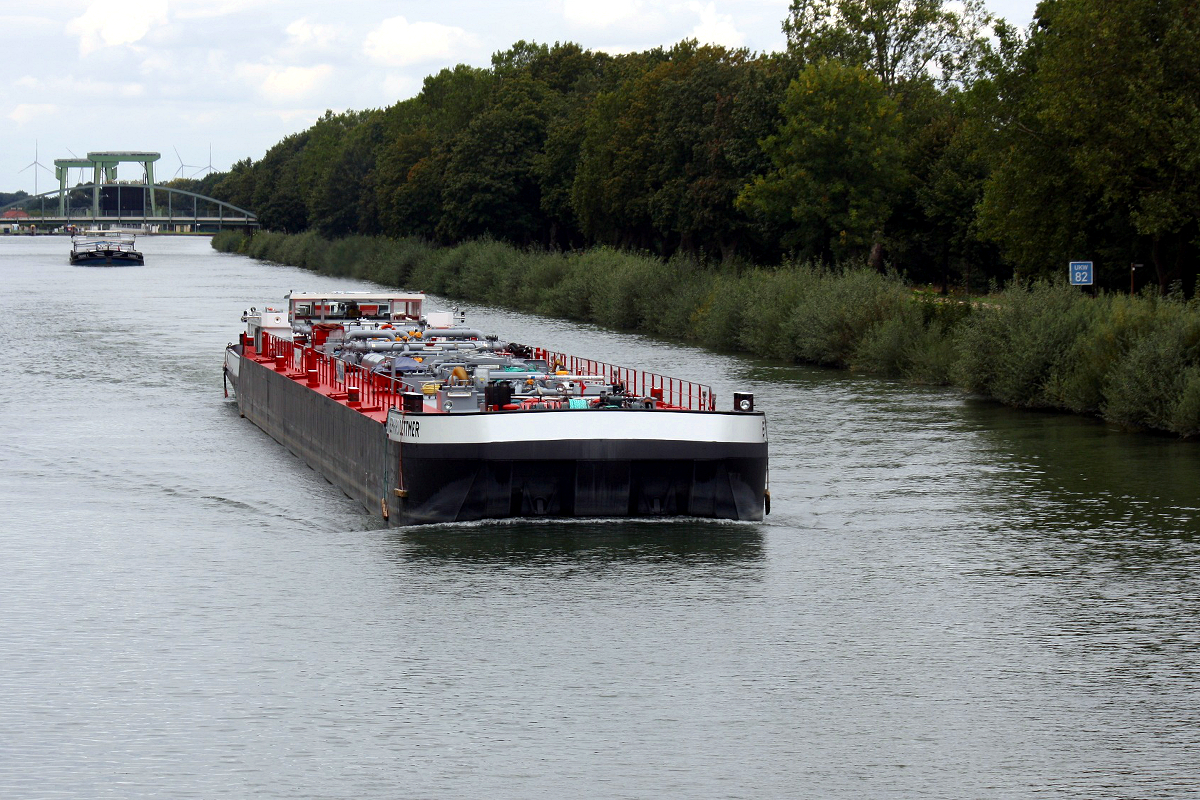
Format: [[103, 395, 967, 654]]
[[287, 291, 424, 324]]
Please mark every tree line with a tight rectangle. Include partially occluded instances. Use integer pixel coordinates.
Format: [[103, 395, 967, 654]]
[[209, 0, 1200, 295]]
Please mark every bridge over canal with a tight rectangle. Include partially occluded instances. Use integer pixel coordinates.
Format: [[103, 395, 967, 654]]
[[3, 150, 257, 232]]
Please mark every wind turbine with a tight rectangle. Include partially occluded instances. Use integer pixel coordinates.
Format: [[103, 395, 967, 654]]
[[19, 140, 53, 195], [65, 148, 90, 185], [19, 140, 53, 218], [190, 144, 216, 179], [172, 146, 201, 180]]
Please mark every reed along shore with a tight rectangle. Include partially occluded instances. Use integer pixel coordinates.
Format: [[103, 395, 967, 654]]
[[213, 230, 1200, 438]]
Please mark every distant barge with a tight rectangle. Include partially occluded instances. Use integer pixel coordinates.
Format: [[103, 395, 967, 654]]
[[224, 291, 768, 526], [69, 231, 144, 266]]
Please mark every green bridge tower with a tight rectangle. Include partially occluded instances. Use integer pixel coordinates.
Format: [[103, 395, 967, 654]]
[[53, 151, 161, 217]]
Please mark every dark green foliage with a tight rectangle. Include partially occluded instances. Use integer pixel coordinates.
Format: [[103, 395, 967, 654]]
[[201, 0, 1200, 437], [1102, 302, 1200, 434], [783, 265, 909, 366], [196, 0, 1200, 298], [852, 288, 971, 380], [783, 0, 993, 93], [209, 229, 244, 252], [954, 282, 1090, 407], [738, 60, 907, 263], [0, 190, 31, 207], [211, 230, 1200, 436], [438, 75, 548, 244], [977, 0, 1200, 292]]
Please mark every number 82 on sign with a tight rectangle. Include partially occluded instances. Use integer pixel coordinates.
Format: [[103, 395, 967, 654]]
[[1069, 261, 1093, 286]]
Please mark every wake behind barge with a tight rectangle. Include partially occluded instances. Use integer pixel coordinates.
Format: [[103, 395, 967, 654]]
[[224, 291, 768, 526]]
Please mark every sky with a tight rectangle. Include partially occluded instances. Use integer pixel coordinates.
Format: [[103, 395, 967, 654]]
[[2, 0, 1039, 196]]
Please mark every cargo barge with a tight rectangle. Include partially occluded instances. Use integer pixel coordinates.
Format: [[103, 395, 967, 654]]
[[224, 291, 768, 526], [70, 231, 144, 266]]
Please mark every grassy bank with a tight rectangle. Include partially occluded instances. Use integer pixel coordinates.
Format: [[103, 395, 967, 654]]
[[213, 230, 1200, 438]]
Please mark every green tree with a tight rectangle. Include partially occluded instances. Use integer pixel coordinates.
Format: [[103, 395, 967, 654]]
[[737, 60, 907, 263], [211, 158, 255, 211], [783, 0, 993, 94], [978, 0, 1200, 293], [312, 115, 388, 238], [416, 64, 496, 138], [388, 150, 448, 241], [572, 43, 785, 259], [438, 73, 549, 243], [529, 42, 612, 248]]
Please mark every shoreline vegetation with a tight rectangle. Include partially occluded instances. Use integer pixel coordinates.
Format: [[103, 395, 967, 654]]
[[213, 230, 1200, 439], [202, 3, 1200, 299]]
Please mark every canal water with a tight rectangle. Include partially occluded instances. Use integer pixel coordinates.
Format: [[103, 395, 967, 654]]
[[2, 234, 1198, 799]]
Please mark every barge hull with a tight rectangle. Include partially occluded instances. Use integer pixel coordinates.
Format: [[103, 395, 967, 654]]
[[399, 449, 765, 524], [70, 255, 144, 266], [230, 351, 767, 526], [233, 352, 395, 516]]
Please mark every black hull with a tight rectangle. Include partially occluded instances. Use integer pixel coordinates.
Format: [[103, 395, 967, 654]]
[[70, 253, 144, 267], [399, 452, 765, 524], [230, 350, 767, 526]]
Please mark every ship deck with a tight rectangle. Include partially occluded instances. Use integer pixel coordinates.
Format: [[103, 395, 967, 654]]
[[239, 331, 715, 423]]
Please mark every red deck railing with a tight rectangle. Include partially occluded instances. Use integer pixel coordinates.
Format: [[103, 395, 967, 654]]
[[250, 333, 716, 412], [254, 331, 400, 412], [530, 347, 715, 411]]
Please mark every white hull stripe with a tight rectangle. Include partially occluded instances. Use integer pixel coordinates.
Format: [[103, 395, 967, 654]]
[[387, 408, 766, 446]]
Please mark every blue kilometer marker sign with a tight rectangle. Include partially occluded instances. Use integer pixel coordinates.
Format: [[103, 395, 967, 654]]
[[1070, 261, 1093, 286]]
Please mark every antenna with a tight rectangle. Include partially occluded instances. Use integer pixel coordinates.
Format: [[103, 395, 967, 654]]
[[190, 143, 216, 179], [172, 145, 201, 180]]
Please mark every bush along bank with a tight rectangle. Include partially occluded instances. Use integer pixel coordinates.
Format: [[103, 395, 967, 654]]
[[213, 230, 1200, 438]]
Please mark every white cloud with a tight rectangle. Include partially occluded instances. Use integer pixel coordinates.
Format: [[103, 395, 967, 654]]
[[286, 18, 339, 48], [139, 52, 173, 75], [563, 0, 643, 27], [687, 2, 745, 48], [268, 108, 327, 126], [171, 0, 278, 20], [7, 103, 58, 124], [236, 63, 334, 102], [0, 14, 56, 29], [11, 76, 145, 99], [381, 74, 421, 101], [65, 0, 169, 56], [362, 16, 477, 67], [263, 65, 333, 99]]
